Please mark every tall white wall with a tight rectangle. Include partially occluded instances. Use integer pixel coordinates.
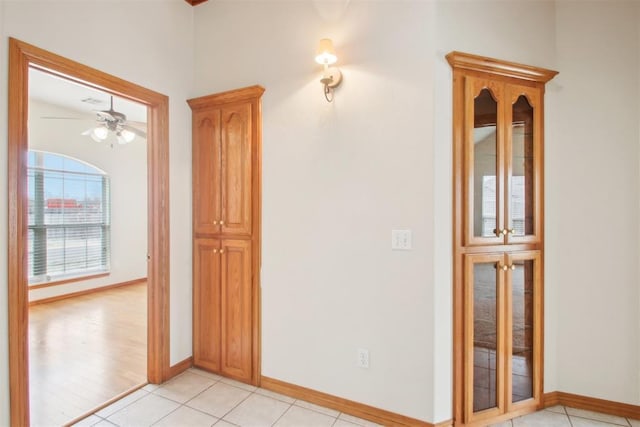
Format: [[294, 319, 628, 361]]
[[548, 1, 640, 405], [27, 100, 147, 302], [194, 0, 438, 421], [0, 2, 195, 424]]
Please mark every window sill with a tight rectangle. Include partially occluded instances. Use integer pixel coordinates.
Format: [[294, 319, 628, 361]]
[[28, 272, 110, 290]]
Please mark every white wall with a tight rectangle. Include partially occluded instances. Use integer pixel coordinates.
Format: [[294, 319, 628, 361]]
[[548, 1, 640, 405], [27, 100, 147, 302], [0, 2, 195, 424], [195, 0, 437, 421]]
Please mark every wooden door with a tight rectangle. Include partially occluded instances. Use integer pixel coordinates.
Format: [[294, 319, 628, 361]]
[[464, 252, 506, 425], [220, 104, 252, 236], [505, 85, 542, 245], [193, 238, 221, 372], [193, 109, 222, 235], [505, 251, 542, 414], [464, 77, 506, 247], [220, 239, 253, 381]]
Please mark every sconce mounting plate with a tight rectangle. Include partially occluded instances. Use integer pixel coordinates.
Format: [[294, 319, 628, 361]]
[[322, 67, 342, 88]]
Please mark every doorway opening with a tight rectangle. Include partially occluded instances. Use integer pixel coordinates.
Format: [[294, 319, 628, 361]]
[[27, 68, 149, 424], [8, 38, 170, 426]]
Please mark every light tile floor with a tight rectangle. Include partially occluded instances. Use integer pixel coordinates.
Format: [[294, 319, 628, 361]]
[[68, 368, 639, 427]]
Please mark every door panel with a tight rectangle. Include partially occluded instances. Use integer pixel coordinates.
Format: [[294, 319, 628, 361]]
[[193, 110, 222, 235], [193, 238, 221, 372], [221, 104, 252, 236], [506, 86, 541, 245], [220, 239, 252, 381], [506, 251, 541, 410], [465, 78, 505, 246], [465, 253, 505, 423]]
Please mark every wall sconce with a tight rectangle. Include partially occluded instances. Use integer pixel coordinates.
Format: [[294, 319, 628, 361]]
[[315, 38, 342, 102]]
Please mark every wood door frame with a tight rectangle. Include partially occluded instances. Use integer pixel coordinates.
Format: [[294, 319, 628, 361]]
[[8, 38, 171, 426]]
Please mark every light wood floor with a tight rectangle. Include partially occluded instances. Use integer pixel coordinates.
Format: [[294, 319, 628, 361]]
[[29, 282, 147, 426]]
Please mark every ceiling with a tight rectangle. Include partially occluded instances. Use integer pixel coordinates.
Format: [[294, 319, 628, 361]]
[[29, 68, 147, 123]]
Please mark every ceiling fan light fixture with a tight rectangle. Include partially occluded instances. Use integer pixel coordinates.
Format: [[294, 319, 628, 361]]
[[90, 126, 109, 142], [120, 129, 136, 143]]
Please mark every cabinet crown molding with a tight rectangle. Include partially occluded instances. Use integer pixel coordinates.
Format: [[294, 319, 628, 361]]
[[188, 85, 265, 110], [446, 51, 558, 83]]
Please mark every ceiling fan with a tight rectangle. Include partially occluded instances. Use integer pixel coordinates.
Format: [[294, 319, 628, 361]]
[[82, 96, 147, 145]]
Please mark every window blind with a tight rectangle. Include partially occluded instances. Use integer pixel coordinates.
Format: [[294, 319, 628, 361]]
[[27, 151, 110, 284]]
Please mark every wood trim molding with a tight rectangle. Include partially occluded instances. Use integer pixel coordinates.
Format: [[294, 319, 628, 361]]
[[261, 376, 446, 427], [187, 85, 266, 110], [185, 0, 208, 5], [29, 278, 146, 306], [168, 357, 194, 378], [8, 37, 171, 426], [446, 51, 558, 84], [544, 391, 640, 420], [62, 383, 147, 427]]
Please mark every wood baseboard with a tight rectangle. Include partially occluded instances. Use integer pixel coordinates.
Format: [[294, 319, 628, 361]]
[[29, 278, 147, 306], [168, 357, 193, 379], [261, 376, 448, 427], [544, 391, 640, 420]]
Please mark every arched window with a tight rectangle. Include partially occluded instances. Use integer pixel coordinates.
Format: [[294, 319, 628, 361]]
[[28, 150, 110, 285]]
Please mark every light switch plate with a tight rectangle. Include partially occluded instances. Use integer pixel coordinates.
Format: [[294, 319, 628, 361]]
[[391, 229, 412, 250]]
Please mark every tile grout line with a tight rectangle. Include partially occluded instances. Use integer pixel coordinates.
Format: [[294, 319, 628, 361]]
[[268, 401, 296, 427]]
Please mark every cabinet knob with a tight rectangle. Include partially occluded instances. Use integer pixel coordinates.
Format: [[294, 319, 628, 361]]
[[213, 249, 218, 253], [493, 229, 501, 237], [220, 220, 225, 225], [507, 228, 515, 234], [502, 265, 508, 271], [510, 264, 516, 270], [220, 249, 225, 254], [213, 220, 218, 225]]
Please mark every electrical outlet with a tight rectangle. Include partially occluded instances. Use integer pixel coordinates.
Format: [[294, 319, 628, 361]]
[[357, 348, 369, 368], [391, 229, 412, 250]]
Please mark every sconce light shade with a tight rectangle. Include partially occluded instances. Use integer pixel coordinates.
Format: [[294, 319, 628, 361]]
[[315, 38, 342, 102], [315, 38, 338, 65]]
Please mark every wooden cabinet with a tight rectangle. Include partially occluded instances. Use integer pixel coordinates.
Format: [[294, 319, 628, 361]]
[[189, 86, 264, 385], [448, 52, 557, 427]]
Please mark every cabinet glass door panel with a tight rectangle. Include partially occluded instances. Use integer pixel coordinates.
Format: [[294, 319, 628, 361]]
[[507, 86, 541, 245], [508, 251, 541, 408], [466, 252, 505, 420], [472, 261, 499, 412], [510, 258, 533, 403], [466, 80, 504, 246], [510, 96, 534, 238]]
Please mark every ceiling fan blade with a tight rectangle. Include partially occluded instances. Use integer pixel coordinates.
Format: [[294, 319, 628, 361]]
[[127, 120, 147, 126], [122, 124, 147, 138]]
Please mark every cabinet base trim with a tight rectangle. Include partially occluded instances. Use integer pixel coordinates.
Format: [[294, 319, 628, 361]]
[[543, 391, 640, 419], [261, 376, 447, 427]]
